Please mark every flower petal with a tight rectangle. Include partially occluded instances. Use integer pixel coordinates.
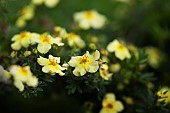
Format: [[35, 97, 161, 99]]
[[114, 101, 124, 112], [37, 56, 49, 66], [93, 50, 100, 60], [68, 56, 80, 67], [14, 80, 24, 92], [107, 40, 119, 52], [86, 61, 99, 73], [11, 41, 22, 50], [73, 66, 86, 76], [26, 76, 38, 87], [37, 43, 51, 54], [42, 65, 50, 73]]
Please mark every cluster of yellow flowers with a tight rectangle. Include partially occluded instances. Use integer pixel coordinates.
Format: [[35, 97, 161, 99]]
[[9, 27, 133, 93], [11, 31, 63, 54]]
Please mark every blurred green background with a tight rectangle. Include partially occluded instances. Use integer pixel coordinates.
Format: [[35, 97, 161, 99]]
[[0, 0, 170, 113]]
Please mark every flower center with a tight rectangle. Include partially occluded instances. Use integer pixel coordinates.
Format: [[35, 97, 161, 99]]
[[116, 44, 126, 52], [85, 11, 94, 19], [79, 55, 90, 65], [20, 31, 30, 40], [40, 35, 51, 44], [19, 67, 29, 76], [102, 70, 107, 77], [49, 58, 57, 66], [107, 103, 114, 109], [21, 7, 28, 15], [67, 33, 76, 40]]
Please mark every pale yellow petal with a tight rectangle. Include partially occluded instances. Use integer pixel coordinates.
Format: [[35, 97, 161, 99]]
[[16, 18, 26, 28], [32, 0, 43, 5], [79, 20, 91, 30], [91, 15, 106, 29], [73, 66, 86, 76], [21, 38, 30, 48], [44, 0, 60, 8], [37, 56, 49, 66], [52, 38, 64, 46], [26, 76, 38, 87], [14, 80, 24, 92], [99, 108, 116, 113], [105, 93, 116, 101], [11, 41, 22, 50], [11, 35, 19, 41], [68, 56, 80, 67], [86, 61, 99, 73], [58, 71, 65, 76], [114, 101, 124, 112], [93, 50, 100, 60], [107, 40, 119, 52], [42, 65, 50, 73], [30, 33, 40, 44], [74, 12, 84, 21], [37, 43, 51, 54]]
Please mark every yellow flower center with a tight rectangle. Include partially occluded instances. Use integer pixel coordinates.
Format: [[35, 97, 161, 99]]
[[116, 44, 126, 52], [19, 31, 30, 40], [18, 67, 29, 76], [21, 7, 28, 15], [67, 33, 77, 40], [85, 11, 94, 19], [49, 58, 57, 66], [40, 34, 52, 44], [79, 55, 90, 65], [107, 103, 114, 109], [102, 70, 107, 77]]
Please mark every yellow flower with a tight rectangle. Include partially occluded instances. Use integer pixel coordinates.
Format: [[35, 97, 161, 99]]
[[16, 17, 26, 28], [37, 55, 65, 76], [9, 65, 38, 92], [157, 87, 170, 105], [73, 10, 106, 30], [16, 4, 35, 28], [100, 64, 112, 80], [66, 33, 85, 48], [54, 26, 67, 39], [145, 47, 162, 69], [20, 4, 35, 20], [0, 66, 11, 82], [11, 31, 39, 50], [32, 0, 60, 8], [100, 93, 124, 113], [68, 50, 100, 76], [35, 33, 64, 54], [11, 31, 31, 50], [107, 39, 131, 60]]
